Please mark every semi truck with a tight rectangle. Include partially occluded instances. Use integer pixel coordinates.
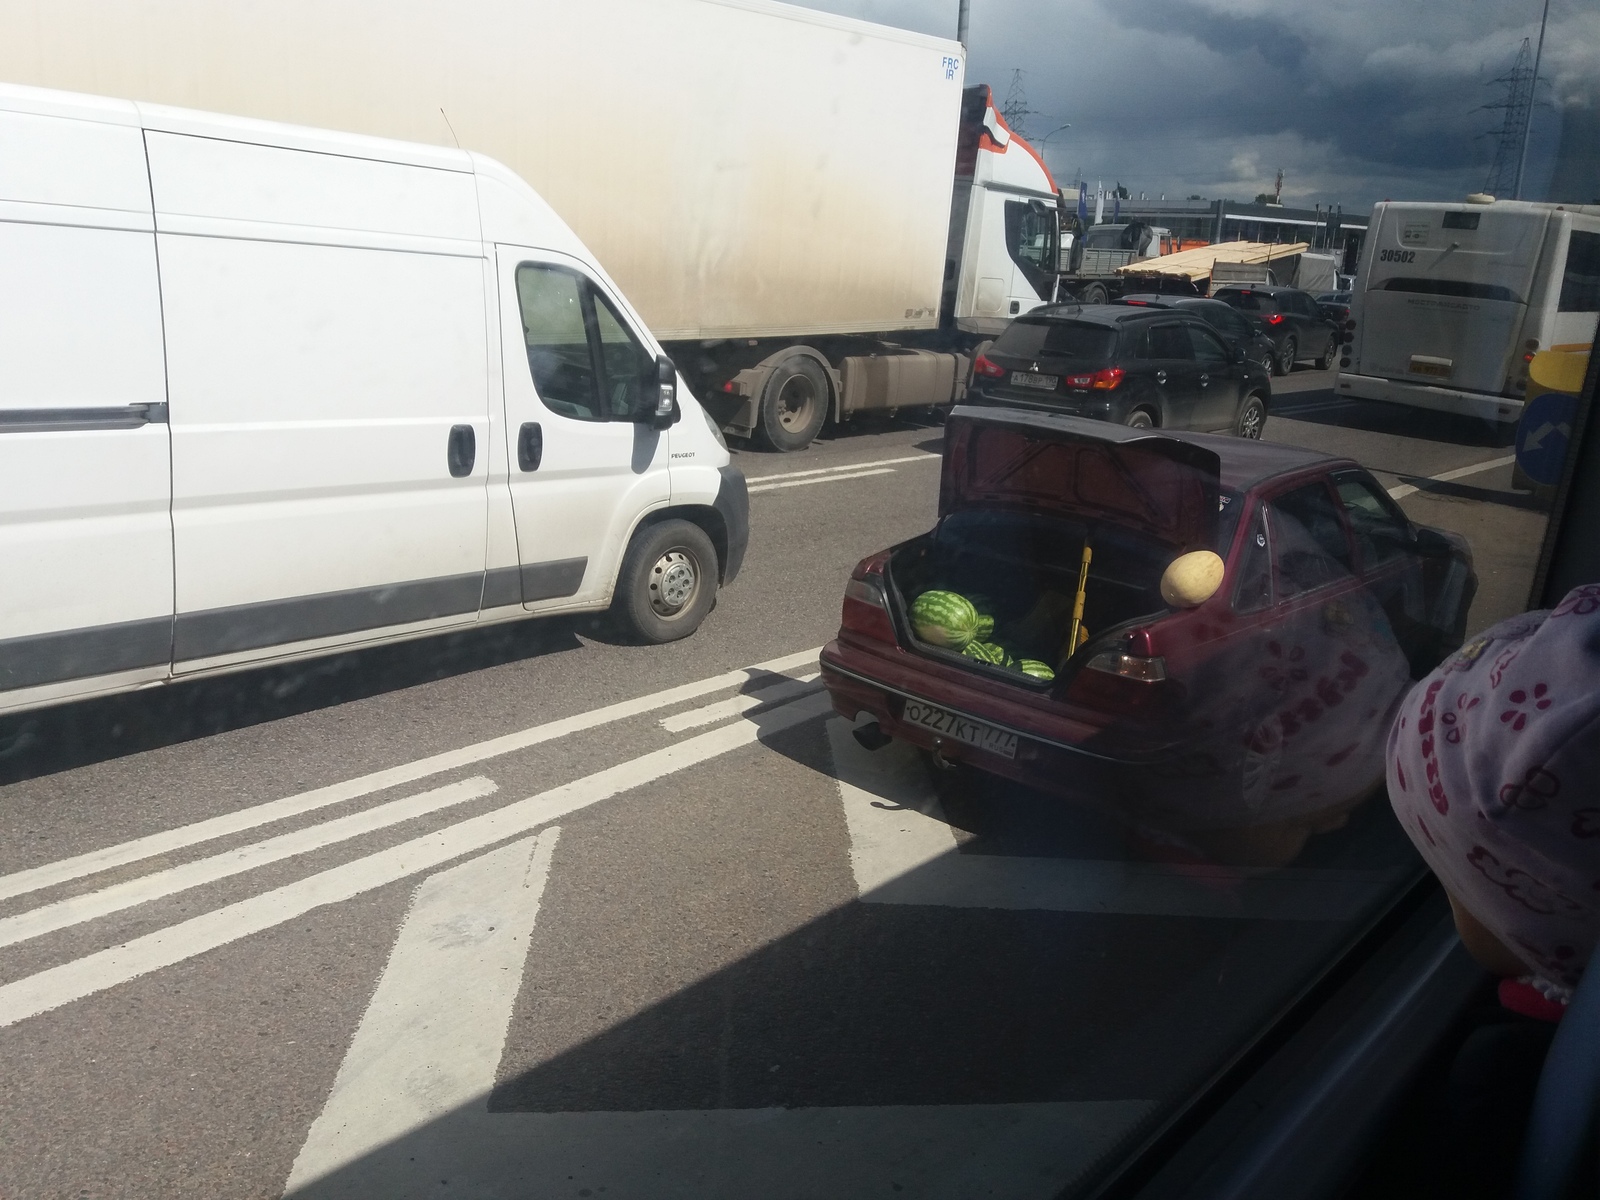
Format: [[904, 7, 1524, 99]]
[[0, 0, 1064, 450]]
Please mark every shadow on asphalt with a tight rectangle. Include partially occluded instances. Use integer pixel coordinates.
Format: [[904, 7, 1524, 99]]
[[0, 615, 592, 786], [1270, 391, 1517, 448]]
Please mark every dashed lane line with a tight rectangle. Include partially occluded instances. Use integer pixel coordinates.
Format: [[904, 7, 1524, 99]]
[[0, 691, 833, 1029], [1387, 454, 1517, 501], [748, 467, 897, 493], [0, 647, 822, 907], [659, 673, 821, 732], [0, 777, 497, 952], [742, 452, 939, 486]]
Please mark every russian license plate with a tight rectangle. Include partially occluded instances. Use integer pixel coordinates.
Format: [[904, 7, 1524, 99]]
[[1408, 355, 1453, 380], [902, 699, 1018, 759], [1011, 371, 1056, 390]]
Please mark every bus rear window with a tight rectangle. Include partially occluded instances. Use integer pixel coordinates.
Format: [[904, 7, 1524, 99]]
[[1377, 277, 1519, 303], [1441, 211, 1481, 230]]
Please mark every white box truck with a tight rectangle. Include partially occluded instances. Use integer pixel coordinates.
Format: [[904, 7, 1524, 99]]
[[1337, 197, 1600, 424], [0, 0, 1065, 450], [0, 82, 746, 717]]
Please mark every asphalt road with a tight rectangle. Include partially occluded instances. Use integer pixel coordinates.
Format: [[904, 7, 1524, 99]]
[[0, 370, 1556, 1199]]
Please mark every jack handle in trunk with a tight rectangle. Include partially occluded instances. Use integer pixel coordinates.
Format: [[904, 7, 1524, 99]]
[[1067, 542, 1093, 657]]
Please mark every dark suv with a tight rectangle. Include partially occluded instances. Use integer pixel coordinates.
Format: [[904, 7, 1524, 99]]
[[969, 304, 1273, 438], [1117, 294, 1278, 372], [1211, 284, 1339, 376]]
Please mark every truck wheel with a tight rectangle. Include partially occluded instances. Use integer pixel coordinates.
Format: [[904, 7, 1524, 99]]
[[610, 519, 718, 644], [753, 354, 830, 452], [1273, 335, 1297, 377], [1081, 283, 1109, 306]]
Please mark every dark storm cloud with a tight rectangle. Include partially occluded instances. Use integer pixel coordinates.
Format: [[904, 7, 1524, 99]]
[[1124, 0, 1310, 74]]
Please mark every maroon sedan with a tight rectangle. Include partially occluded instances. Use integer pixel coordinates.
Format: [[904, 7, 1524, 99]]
[[820, 407, 1476, 848]]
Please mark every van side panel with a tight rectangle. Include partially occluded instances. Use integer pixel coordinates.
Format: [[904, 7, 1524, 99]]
[[146, 132, 493, 667], [0, 107, 174, 697]]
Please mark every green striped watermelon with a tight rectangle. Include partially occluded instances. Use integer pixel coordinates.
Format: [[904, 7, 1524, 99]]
[[966, 596, 996, 642], [911, 591, 979, 649], [962, 640, 1008, 664], [1016, 659, 1056, 682]]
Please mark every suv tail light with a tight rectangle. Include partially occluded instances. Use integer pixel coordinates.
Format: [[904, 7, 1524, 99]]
[[841, 553, 896, 643], [1066, 366, 1125, 390], [973, 353, 1006, 379], [1264, 312, 1285, 326]]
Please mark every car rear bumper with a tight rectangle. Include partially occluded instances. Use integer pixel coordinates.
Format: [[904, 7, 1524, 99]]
[[1334, 372, 1524, 421]]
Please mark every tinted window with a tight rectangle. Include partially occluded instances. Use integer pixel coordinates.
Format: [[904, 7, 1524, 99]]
[[1233, 503, 1273, 612], [1378, 277, 1519, 303], [1269, 482, 1353, 597], [1335, 473, 1410, 570], [993, 320, 1116, 360], [1558, 230, 1600, 313], [1200, 304, 1251, 338], [516, 264, 603, 421], [1442, 210, 1481, 230], [1214, 290, 1269, 312], [1187, 324, 1230, 364], [1147, 324, 1194, 359]]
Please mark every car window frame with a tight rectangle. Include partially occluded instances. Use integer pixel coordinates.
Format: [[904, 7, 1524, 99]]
[[1264, 474, 1359, 603], [1331, 468, 1415, 575]]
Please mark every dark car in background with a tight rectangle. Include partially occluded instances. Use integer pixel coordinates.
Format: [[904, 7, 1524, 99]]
[[1117, 293, 1278, 373], [1316, 290, 1353, 325], [969, 304, 1273, 438], [821, 407, 1477, 862], [1212, 284, 1339, 376]]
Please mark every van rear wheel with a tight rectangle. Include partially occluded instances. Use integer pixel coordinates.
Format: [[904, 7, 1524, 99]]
[[610, 519, 718, 644]]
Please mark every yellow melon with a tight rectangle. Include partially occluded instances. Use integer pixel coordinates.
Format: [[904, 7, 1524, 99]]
[[1160, 550, 1225, 608]]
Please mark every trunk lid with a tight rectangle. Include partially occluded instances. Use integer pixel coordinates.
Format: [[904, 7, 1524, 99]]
[[940, 407, 1221, 551]]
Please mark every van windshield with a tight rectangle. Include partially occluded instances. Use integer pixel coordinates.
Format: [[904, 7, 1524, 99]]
[[992, 319, 1116, 360]]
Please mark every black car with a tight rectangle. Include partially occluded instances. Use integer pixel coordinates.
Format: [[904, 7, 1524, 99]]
[[1117, 293, 1278, 373], [1315, 290, 1353, 325], [1211, 284, 1339, 376], [969, 304, 1274, 438]]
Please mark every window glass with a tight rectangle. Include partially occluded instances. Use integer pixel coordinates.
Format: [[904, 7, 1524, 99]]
[[515, 264, 603, 421], [1270, 482, 1354, 597], [1558, 230, 1600, 313], [1233, 503, 1273, 612], [1187, 324, 1230, 364], [591, 291, 653, 419], [1378, 277, 1520, 303], [993, 319, 1115, 360], [1335, 473, 1410, 570], [1215, 289, 1265, 312], [1003, 199, 1056, 299], [1148, 323, 1194, 359]]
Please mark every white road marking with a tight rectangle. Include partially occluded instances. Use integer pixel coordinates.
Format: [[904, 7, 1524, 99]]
[[0, 647, 821, 906], [284, 829, 560, 1192], [0, 777, 497, 952], [743, 452, 938, 485], [1387, 453, 1517, 500], [827, 719, 1395, 921], [0, 692, 833, 1029], [658, 673, 821, 732], [747, 467, 897, 493]]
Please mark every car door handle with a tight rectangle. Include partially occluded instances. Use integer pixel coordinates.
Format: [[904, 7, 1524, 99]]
[[517, 422, 543, 472], [447, 424, 476, 477], [1155, 370, 1167, 384]]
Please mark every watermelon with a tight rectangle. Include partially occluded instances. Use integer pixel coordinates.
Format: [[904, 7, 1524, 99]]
[[962, 640, 1008, 664], [911, 590, 979, 648], [1016, 659, 1056, 682], [972, 613, 995, 642]]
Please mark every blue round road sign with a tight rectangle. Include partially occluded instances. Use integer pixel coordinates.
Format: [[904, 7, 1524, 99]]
[[1515, 391, 1579, 487]]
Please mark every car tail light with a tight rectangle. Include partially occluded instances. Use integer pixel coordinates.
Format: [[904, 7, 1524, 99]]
[[1264, 312, 1285, 326], [841, 554, 896, 643], [1123, 299, 1150, 306], [1084, 651, 1167, 682], [973, 353, 1007, 379], [1066, 366, 1125, 390]]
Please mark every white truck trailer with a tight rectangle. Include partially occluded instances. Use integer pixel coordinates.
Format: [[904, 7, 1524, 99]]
[[0, 0, 1062, 450]]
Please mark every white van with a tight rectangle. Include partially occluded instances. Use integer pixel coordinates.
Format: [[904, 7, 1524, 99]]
[[0, 83, 747, 717], [1336, 198, 1600, 422]]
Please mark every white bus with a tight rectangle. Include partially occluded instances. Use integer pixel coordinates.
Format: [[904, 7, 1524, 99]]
[[1335, 197, 1600, 423]]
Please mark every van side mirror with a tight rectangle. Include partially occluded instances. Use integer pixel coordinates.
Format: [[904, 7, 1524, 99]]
[[642, 354, 680, 430]]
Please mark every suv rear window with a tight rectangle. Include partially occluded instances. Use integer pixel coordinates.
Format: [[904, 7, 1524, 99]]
[[992, 320, 1117, 361], [1214, 290, 1271, 312]]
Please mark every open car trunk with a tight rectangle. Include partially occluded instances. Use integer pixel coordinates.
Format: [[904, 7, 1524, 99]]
[[887, 408, 1223, 686]]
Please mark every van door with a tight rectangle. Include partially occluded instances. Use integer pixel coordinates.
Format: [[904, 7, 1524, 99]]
[[0, 103, 174, 704], [148, 132, 491, 668], [495, 248, 672, 609]]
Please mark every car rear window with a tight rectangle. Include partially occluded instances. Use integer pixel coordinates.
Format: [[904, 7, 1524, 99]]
[[992, 320, 1117, 361], [1214, 290, 1271, 312]]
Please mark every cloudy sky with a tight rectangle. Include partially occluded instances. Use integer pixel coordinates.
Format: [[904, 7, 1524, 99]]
[[791, 0, 1595, 210]]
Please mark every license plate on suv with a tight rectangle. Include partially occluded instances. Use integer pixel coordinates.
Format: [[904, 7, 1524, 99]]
[[902, 699, 1018, 759], [1010, 371, 1056, 390]]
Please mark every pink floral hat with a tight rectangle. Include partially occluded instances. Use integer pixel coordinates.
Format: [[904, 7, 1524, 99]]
[[1387, 584, 1600, 992]]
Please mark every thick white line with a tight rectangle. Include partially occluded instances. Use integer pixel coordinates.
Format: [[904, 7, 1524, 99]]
[[284, 829, 560, 1191], [827, 720, 1393, 921], [0, 692, 833, 1029], [0, 647, 822, 906], [0, 777, 497, 951], [747, 467, 897, 494], [1387, 454, 1516, 500], [658, 673, 820, 732], [743, 452, 938, 485]]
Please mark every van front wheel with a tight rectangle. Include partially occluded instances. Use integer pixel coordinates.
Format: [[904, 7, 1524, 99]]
[[610, 519, 719, 643]]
